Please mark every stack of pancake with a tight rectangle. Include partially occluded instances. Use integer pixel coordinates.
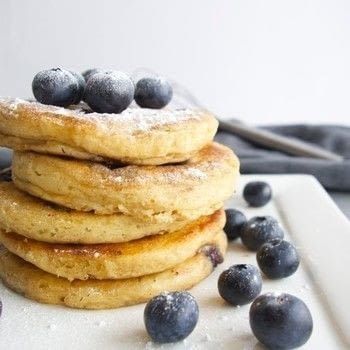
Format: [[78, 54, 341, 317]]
[[0, 98, 239, 309]]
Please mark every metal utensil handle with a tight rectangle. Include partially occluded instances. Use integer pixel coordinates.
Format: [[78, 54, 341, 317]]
[[219, 119, 343, 161]]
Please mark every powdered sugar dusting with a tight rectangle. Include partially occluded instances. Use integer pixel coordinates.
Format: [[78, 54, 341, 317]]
[[0, 97, 206, 134], [2, 97, 73, 115], [94, 144, 225, 186], [102, 159, 216, 185], [51, 247, 103, 256], [186, 167, 207, 179]]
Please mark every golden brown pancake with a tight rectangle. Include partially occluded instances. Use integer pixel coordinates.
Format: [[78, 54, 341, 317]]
[[0, 98, 218, 165], [0, 182, 195, 244], [12, 143, 239, 220], [0, 209, 225, 280], [0, 231, 227, 309]]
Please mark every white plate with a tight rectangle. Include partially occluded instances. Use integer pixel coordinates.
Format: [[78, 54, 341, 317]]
[[0, 175, 349, 350]]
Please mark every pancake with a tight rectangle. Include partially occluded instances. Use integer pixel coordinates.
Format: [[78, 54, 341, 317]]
[[0, 182, 194, 244], [0, 209, 225, 280], [0, 98, 218, 165], [0, 231, 227, 309], [12, 143, 239, 220]]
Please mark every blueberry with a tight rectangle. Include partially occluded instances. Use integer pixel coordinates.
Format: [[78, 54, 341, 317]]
[[218, 264, 262, 305], [240, 216, 284, 251], [224, 209, 247, 240], [84, 71, 134, 113], [243, 181, 272, 207], [0, 168, 11, 182], [82, 68, 103, 82], [201, 244, 224, 267], [257, 239, 299, 279], [69, 71, 86, 104], [144, 291, 199, 343], [32, 68, 79, 107], [250, 293, 313, 349], [135, 77, 173, 109]]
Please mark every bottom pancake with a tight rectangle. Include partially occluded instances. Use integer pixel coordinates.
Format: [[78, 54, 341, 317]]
[[0, 231, 227, 309]]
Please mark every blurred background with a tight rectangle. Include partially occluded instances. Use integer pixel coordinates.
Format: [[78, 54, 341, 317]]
[[1, 0, 350, 125]]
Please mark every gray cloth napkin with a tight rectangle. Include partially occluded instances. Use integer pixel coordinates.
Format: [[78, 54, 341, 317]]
[[216, 124, 350, 191]]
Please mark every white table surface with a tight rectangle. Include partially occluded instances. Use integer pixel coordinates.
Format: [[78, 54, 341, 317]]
[[329, 192, 350, 219]]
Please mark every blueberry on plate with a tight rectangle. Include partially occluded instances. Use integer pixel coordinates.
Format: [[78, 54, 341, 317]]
[[250, 293, 313, 349], [134, 77, 173, 109], [69, 71, 86, 104], [32, 68, 79, 107], [224, 209, 247, 240], [243, 181, 272, 207], [84, 71, 134, 113], [82, 68, 103, 82], [240, 216, 284, 251], [144, 291, 199, 343], [218, 264, 262, 305], [257, 239, 300, 279]]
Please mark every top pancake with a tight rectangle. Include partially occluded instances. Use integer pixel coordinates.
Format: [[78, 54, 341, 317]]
[[0, 98, 218, 165]]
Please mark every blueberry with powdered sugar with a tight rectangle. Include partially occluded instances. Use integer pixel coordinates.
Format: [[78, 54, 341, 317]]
[[243, 181, 272, 207], [224, 209, 247, 240], [257, 239, 300, 279], [135, 77, 173, 109], [82, 68, 103, 82], [250, 293, 313, 349], [218, 264, 262, 305], [240, 216, 284, 251], [144, 291, 199, 343], [84, 71, 134, 113], [69, 71, 86, 104], [32, 68, 81, 107]]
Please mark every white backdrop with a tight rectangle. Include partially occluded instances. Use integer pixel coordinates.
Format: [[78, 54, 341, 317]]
[[0, 0, 349, 125]]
